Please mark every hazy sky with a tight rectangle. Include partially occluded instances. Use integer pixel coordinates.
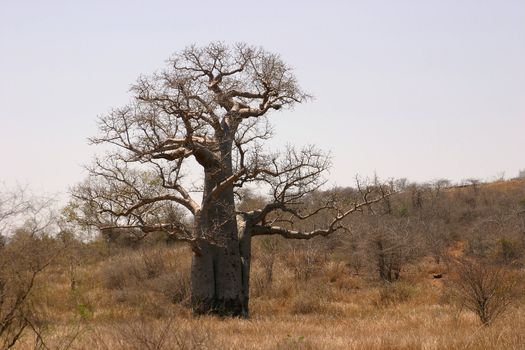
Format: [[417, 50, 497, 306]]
[[1, 0, 524, 197]]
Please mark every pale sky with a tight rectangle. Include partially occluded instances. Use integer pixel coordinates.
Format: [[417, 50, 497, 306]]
[[1, 0, 524, 198]]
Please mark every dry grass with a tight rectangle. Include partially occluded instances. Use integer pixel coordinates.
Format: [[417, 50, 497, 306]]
[[14, 304, 525, 349], [9, 244, 525, 350]]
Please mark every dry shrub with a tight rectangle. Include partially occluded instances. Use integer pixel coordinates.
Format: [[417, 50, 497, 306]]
[[322, 261, 362, 300], [377, 281, 419, 307], [324, 261, 347, 283], [285, 245, 326, 282], [141, 248, 167, 279], [95, 246, 192, 321], [171, 328, 213, 350], [115, 318, 213, 350], [291, 295, 323, 315], [276, 335, 318, 350], [115, 318, 175, 350], [253, 237, 279, 288], [249, 266, 270, 299], [0, 232, 60, 349], [339, 237, 367, 276], [492, 238, 522, 265], [331, 275, 362, 293], [101, 247, 189, 298], [448, 258, 518, 325], [101, 255, 143, 290], [112, 288, 142, 305], [252, 259, 295, 301], [151, 270, 191, 304], [290, 282, 332, 315]]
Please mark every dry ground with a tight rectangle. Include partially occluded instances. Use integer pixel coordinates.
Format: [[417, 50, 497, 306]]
[[11, 244, 525, 350], [29, 308, 525, 350]]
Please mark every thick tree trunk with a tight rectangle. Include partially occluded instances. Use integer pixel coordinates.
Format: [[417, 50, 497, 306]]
[[190, 149, 251, 317], [190, 199, 246, 316], [191, 239, 246, 316]]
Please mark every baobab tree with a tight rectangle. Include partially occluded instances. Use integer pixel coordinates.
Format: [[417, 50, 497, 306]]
[[71, 42, 387, 317]]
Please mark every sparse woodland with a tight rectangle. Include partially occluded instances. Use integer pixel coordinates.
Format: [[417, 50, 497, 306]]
[[1, 43, 525, 349], [1, 178, 524, 349]]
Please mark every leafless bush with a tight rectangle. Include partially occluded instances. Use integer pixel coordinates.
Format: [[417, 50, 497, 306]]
[[275, 335, 317, 350], [339, 236, 367, 276], [367, 219, 418, 282], [115, 318, 174, 350], [249, 266, 269, 298], [101, 246, 191, 307], [493, 237, 522, 265], [421, 220, 450, 264], [290, 295, 323, 315], [152, 270, 191, 304], [115, 317, 213, 350], [0, 236, 59, 348], [172, 328, 213, 350], [0, 187, 60, 349], [256, 237, 279, 287], [141, 248, 166, 279], [448, 258, 518, 325], [377, 281, 419, 307], [286, 242, 326, 281], [290, 287, 326, 315], [101, 255, 143, 290], [466, 219, 500, 259], [323, 261, 347, 283]]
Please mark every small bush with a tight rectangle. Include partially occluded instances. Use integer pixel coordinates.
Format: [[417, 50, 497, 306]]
[[493, 238, 522, 265], [250, 266, 271, 298], [290, 283, 331, 315], [377, 281, 418, 306], [324, 261, 346, 283], [256, 237, 278, 287], [0, 231, 61, 348], [76, 303, 93, 320], [101, 257, 143, 290], [115, 318, 214, 350], [141, 249, 166, 279], [448, 258, 518, 325], [291, 296, 323, 315], [286, 246, 325, 282], [152, 270, 191, 304], [276, 335, 317, 350], [332, 275, 362, 292]]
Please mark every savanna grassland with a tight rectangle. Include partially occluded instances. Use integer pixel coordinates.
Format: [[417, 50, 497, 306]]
[[3, 179, 525, 349]]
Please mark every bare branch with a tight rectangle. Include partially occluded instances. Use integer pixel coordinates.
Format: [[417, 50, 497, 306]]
[[251, 189, 391, 240]]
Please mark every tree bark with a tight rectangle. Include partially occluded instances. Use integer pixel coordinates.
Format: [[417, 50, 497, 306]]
[[190, 239, 245, 316], [190, 209, 247, 316], [190, 153, 248, 317]]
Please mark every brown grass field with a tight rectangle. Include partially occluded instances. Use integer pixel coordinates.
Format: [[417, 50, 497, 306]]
[[3, 179, 525, 349], [11, 242, 525, 350]]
